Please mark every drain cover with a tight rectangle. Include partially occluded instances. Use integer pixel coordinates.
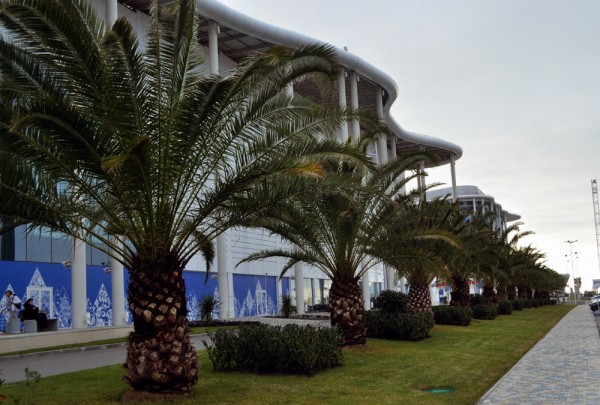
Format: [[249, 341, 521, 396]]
[[423, 387, 456, 394]]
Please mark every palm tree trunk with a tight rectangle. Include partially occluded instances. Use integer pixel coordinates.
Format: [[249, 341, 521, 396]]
[[496, 285, 508, 301], [123, 254, 199, 394], [482, 285, 497, 306], [329, 277, 366, 346], [408, 282, 433, 315], [450, 277, 470, 307]]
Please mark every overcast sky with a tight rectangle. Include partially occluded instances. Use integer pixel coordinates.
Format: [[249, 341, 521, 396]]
[[218, 0, 600, 291]]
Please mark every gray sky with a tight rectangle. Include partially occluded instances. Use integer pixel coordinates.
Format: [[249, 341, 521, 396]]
[[218, 0, 600, 291]]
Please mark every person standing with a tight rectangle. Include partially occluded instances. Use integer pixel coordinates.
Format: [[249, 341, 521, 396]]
[[2, 290, 22, 321]]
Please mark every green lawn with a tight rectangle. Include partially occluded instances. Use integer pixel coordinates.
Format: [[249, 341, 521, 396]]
[[0, 305, 573, 405]]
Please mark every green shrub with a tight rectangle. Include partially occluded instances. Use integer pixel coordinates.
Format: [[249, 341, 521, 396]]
[[523, 299, 533, 308], [497, 300, 513, 315], [366, 310, 433, 341], [204, 324, 342, 375], [433, 305, 472, 326], [472, 304, 497, 320], [470, 293, 484, 306], [511, 299, 524, 311], [373, 291, 408, 314], [280, 294, 295, 318], [199, 295, 216, 322]]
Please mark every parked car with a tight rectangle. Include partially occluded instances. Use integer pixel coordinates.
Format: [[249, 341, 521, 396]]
[[589, 295, 600, 311]]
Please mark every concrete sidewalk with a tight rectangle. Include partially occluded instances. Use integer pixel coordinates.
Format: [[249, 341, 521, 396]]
[[477, 304, 600, 405]]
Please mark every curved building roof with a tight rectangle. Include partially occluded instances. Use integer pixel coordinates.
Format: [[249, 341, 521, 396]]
[[120, 0, 463, 166]]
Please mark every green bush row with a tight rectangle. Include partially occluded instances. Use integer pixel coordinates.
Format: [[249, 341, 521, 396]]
[[472, 304, 498, 320], [366, 310, 433, 341], [204, 324, 343, 376], [497, 300, 513, 315], [373, 291, 409, 314], [433, 305, 473, 326]]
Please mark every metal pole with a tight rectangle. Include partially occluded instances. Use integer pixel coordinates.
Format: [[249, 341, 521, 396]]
[[565, 240, 578, 304]]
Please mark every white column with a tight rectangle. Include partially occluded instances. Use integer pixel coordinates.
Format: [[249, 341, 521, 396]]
[[208, 19, 230, 319], [71, 233, 87, 329], [419, 160, 427, 190], [227, 272, 234, 318], [104, 0, 118, 29], [450, 154, 458, 203], [375, 88, 388, 165], [207, 20, 219, 75], [294, 263, 305, 315], [276, 277, 283, 313], [349, 71, 360, 144], [361, 261, 370, 310], [217, 234, 230, 319], [311, 278, 318, 306], [337, 70, 348, 142], [109, 237, 125, 327]]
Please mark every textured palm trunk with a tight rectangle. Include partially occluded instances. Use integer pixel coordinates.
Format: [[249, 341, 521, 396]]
[[482, 285, 497, 306], [329, 277, 366, 346], [408, 282, 433, 315], [517, 286, 530, 299], [124, 254, 199, 394], [496, 286, 508, 302], [450, 277, 471, 307]]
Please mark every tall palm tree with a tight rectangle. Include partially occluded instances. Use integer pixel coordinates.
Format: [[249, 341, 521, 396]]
[[238, 152, 430, 345], [0, 0, 365, 394]]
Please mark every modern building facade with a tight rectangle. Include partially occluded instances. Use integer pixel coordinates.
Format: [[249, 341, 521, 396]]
[[0, 0, 464, 330]]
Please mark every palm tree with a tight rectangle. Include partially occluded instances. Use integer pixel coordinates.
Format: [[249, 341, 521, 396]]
[[372, 197, 460, 315], [238, 152, 430, 345], [445, 210, 497, 307], [0, 0, 365, 394]]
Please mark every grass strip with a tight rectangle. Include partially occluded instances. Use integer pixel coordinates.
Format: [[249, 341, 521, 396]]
[[0, 305, 573, 405]]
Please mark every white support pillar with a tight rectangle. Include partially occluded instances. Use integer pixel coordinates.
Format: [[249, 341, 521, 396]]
[[349, 71, 360, 144], [227, 272, 234, 318], [419, 160, 427, 190], [109, 237, 125, 327], [311, 278, 318, 306], [294, 263, 305, 314], [337, 70, 348, 142], [375, 87, 388, 166], [208, 19, 230, 319], [276, 277, 283, 313], [450, 154, 458, 203], [207, 20, 219, 75], [105, 0, 118, 29], [361, 263, 370, 310], [71, 233, 87, 329], [217, 234, 230, 319]]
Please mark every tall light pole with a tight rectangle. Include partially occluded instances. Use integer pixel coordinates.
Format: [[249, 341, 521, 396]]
[[565, 240, 578, 303]]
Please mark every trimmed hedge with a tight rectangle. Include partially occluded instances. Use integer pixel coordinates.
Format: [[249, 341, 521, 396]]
[[373, 291, 408, 314], [470, 293, 485, 307], [497, 300, 513, 315], [433, 305, 473, 326], [472, 304, 498, 320], [366, 310, 433, 341], [204, 324, 342, 375], [511, 299, 524, 311]]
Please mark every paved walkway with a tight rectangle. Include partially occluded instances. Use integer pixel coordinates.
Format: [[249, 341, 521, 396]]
[[477, 304, 600, 405]]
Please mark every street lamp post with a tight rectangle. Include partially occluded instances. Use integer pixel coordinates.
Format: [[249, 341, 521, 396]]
[[565, 240, 578, 304]]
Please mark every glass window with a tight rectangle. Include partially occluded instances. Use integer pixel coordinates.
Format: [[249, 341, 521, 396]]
[[26, 226, 52, 262], [303, 278, 313, 307], [14, 225, 27, 261], [51, 231, 71, 263]]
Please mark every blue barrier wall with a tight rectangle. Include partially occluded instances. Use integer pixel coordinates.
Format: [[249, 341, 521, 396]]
[[0, 261, 290, 329]]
